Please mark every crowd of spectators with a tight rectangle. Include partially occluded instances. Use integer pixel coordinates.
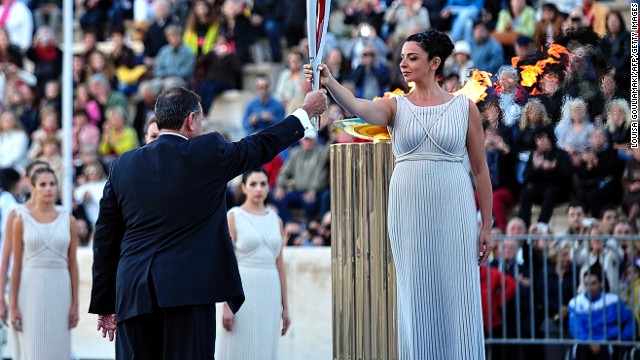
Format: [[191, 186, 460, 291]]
[[0, 0, 635, 240]]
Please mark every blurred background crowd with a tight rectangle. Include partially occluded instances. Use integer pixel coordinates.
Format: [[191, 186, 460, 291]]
[[0, 0, 635, 248]]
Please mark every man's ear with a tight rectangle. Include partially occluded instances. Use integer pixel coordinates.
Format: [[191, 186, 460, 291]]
[[186, 112, 196, 131]]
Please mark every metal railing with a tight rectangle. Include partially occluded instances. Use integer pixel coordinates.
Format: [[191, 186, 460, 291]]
[[484, 234, 639, 352]]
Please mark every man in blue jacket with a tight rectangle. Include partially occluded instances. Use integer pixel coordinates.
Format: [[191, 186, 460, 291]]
[[89, 86, 327, 359], [568, 266, 636, 359]]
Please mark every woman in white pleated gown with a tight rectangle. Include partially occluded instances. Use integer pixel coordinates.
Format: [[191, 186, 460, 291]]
[[216, 168, 291, 360], [10, 168, 79, 360]]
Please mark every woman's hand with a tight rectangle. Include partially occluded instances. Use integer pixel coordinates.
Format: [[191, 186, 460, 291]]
[[478, 227, 493, 265], [303, 64, 334, 88], [0, 297, 7, 325], [222, 303, 234, 332], [69, 305, 79, 329], [281, 308, 291, 336], [11, 306, 22, 331]]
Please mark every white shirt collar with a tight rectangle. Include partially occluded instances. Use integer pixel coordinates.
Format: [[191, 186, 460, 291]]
[[159, 132, 188, 140]]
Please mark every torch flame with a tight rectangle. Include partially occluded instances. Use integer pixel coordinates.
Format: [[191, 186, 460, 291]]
[[373, 82, 415, 101], [453, 70, 493, 103], [518, 44, 569, 88]]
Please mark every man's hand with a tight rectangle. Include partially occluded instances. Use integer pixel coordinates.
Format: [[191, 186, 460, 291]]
[[222, 303, 234, 332], [97, 314, 117, 341], [301, 89, 328, 120]]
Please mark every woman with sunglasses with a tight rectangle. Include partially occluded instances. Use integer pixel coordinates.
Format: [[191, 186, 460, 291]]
[[304, 28, 491, 358]]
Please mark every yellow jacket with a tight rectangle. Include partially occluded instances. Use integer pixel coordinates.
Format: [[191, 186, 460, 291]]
[[183, 22, 220, 55]]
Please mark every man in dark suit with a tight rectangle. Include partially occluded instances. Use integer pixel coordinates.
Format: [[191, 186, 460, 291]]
[[89, 86, 327, 359]]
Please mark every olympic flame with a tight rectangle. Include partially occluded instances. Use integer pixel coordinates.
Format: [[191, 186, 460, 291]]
[[453, 70, 494, 103], [517, 44, 569, 88]]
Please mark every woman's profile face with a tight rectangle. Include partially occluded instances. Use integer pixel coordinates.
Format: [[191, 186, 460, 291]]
[[399, 41, 432, 83], [242, 172, 269, 204]]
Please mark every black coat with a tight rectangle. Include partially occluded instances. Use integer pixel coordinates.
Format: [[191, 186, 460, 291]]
[[89, 115, 307, 320]]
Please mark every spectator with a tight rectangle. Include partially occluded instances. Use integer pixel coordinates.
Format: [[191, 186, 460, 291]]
[[98, 106, 139, 161], [518, 127, 572, 227], [598, 206, 619, 235], [219, 0, 255, 65], [533, 71, 565, 125], [517, 98, 554, 153], [573, 127, 624, 218], [342, 0, 385, 38], [491, 66, 527, 129], [482, 101, 519, 231], [73, 161, 108, 227], [565, 202, 589, 235], [0, 111, 28, 171], [591, 72, 620, 124], [605, 99, 632, 155], [74, 145, 108, 186], [32, 0, 62, 35], [469, 20, 504, 75], [142, 0, 175, 68], [273, 131, 327, 223], [110, 26, 145, 97], [144, 117, 159, 144], [568, 266, 635, 359], [556, 98, 595, 156], [197, 35, 240, 116], [250, 0, 283, 62], [85, 50, 116, 90], [0, 0, 33, 51], [73, 83, 102, 128], [88, 73, 129, 126], [444, 40, 474, 83], [600, 11, 630, 102], [495, 0, 536, 43], [27, 107, 62, 161], [350, 45, 391, 100], [578, 0, 609, 37], [533, 2, 565, 48], [481, 263, 516, 359], [323, 47, 352, 85], [575, 226, 624, 294], [439, 0, 482, 42], [536, 240, 578, 360], [40, 80, 61, 114], [35, 136, 64, 195], [383, 0, 431, 48], [72, 54, 87, 86], [621, 148, 640, 224], [71, 109, 100, 160], [0, 27, 22, 68], [26, 27, 62, 97], [154, 25, 195, 88], [243, 74, 285, 135], [79, 0, 112, 40], [274, 48, 305, 114], [183, 0, 220, 58], [133, 80, 161, 142], [621, 264, 640, 326]]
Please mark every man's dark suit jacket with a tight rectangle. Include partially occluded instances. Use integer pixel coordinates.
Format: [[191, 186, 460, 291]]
[[89, 115, 306, 322]]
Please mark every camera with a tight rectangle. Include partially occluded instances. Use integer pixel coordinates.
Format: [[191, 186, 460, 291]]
[[582, 218, 596, 227]]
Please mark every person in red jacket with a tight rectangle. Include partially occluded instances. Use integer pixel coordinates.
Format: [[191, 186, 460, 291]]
[[480, 264, 516, 360]]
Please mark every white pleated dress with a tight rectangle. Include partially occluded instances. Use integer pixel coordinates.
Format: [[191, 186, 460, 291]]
[[18, 210, 71, 360], [388, 94, 485, 359], [216, 207, 283, 360]]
